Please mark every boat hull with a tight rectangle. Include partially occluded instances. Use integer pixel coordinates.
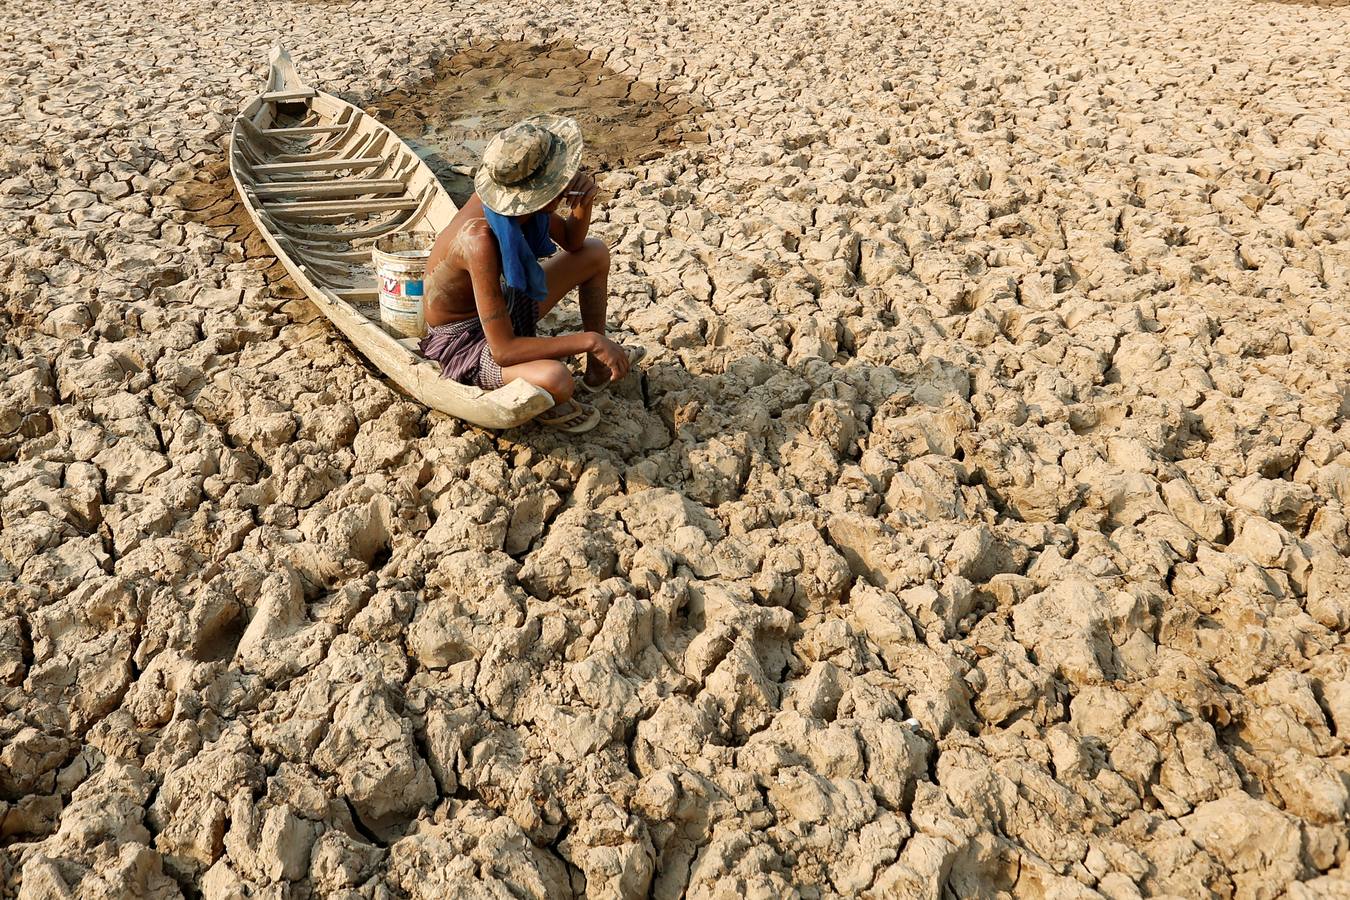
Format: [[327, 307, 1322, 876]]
[[228, 46, 556, 430]]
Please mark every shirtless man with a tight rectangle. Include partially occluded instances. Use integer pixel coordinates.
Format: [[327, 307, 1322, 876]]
[[418, 115, 643, 433]]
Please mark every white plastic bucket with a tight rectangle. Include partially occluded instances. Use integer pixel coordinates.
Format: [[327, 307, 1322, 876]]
[[372, 232, 434, 338]]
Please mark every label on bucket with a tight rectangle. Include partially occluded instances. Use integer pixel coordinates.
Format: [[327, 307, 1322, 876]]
[[379, 276, 425, 338], [380, 276, 424, 299]]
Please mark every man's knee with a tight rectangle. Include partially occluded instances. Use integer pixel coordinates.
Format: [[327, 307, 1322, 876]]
[[582, 237, 610, 273], [538, 361, 574, 400]]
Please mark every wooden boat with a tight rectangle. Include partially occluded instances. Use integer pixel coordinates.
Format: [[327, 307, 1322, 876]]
[[229, 46, 555, 429]]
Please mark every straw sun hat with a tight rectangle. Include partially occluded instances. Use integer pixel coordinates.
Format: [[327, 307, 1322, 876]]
[[475, 114, 584, 216]]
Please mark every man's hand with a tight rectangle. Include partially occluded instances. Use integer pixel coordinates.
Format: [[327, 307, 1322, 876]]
[[589, 333, 630, 381], [550, 170, 599, 252], [565, 170, 599, 212]]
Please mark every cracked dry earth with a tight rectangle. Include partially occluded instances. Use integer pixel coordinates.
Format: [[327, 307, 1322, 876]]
[[1, 0, 1349, 896]]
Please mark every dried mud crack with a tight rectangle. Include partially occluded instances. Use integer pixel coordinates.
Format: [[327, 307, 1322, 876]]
[[1, 0, 1349, 897]]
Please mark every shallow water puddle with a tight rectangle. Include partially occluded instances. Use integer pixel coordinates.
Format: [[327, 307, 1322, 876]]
[[370, 41, 706, 203]]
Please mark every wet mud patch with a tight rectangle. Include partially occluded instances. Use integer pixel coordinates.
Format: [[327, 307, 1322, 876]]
[[164, 161, 306, 299], [369, 40, 707, 203]]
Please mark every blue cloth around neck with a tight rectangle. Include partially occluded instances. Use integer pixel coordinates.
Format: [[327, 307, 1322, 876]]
[[482, 206, 556, 304]]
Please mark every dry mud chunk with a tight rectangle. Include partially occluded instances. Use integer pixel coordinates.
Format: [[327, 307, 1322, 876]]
[[287, 488, 397, 583], [739, 711, 865, 780], [966, 429, 1080, 520], [747, 520, 852, 616], [878, 651, 973, 737], [618, 488, 723, 578], [884, 455, 983, 524], [685, 826, 798, 900], [1270, 750, 1350, 827], [866, 780, 991, 897], [1161, 478, 1226, 542], [408, 553, 530, 670], [684, 436, 752, 506], [252, 646, 434, 836], [701, 635, 784, 742], [1239, 670, 1337, 757], [1304, 541, 1350, 630], [937, 736, 1092, 874], [24, 576, 140, 735], [558, 795, 655, 900], [893, 581, 973, 641], [685, 578, 794, 672], [0, 716, 73, 800], [233, 563, 334, 681], [216, 763, 374, 890], [384, 803, 572, 899], [311, 679, 437, 838], [782, 659, 846, 720], [766, 766, 878, 838], [1150, 716, 1242, 816], [1011, 576, 1117, 686], [1084, 467, 1169, 528], [17, 758, 173, 896], [423, 480, 509, 551], [826, 811, 913, 895], [518, 507, 634, 598], [147, 729, 262, 880], [857, 719, 930, 810], [944, 523, 1030, 583], [969, 634, 1059, 727], [11, 530, 111, 604], [307, 828, 385, 895], [633, 695, 720, 772], [1181, 795, 1307, 899], [221, 798, 323, 886], [638, 768, 755, 899], [472, 603, 582, 723], [419, 697, 484, 796], [828, 513, 934, 592], [0, 358, 55, 456], [1228, 474, 1317, 530], [869, 398, 975, 465], [130, 562, 240, 669], [92, 438, 170, 494], [448, 719, 573, 845], [26, 844, 183, 900]]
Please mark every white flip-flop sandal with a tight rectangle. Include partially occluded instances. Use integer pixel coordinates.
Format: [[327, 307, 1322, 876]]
[[578, 344, 648, 394], [537, 398, 601, 433]]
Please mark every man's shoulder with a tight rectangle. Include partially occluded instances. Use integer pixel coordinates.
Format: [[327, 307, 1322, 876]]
[[454, 219, 500, 267]]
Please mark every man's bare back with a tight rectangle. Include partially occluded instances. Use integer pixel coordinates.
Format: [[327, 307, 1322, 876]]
[[423, 193, 492, 328]]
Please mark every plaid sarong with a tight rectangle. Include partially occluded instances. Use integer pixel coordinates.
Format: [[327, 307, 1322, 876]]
[[418, 285, 538, 390]]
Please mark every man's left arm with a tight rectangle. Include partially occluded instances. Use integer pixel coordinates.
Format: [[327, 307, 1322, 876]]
[[549, 171, 599, 253]]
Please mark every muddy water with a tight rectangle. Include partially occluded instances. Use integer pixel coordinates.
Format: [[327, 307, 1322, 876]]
[[370, 41, 706, 203]]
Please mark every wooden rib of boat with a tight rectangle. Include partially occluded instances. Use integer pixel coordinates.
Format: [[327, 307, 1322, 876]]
[[229, 46, 555, 429]]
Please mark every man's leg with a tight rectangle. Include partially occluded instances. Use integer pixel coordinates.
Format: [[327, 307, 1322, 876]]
[[495, 359, 575, 404], [539, 237, 611, 386], [494, 358, 599, 431]]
